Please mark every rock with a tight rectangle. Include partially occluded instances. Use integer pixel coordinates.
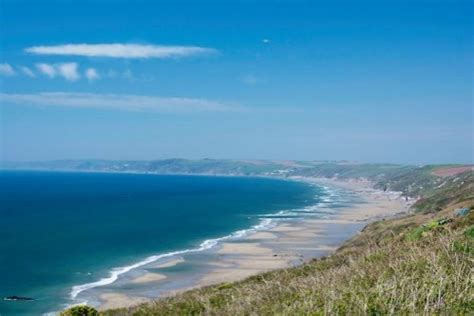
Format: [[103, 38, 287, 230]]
[[454, 207, 470, 217], [4, 296, 34, 301]]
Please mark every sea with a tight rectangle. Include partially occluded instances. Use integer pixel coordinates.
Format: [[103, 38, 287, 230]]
[[0, 170, 351, 315]]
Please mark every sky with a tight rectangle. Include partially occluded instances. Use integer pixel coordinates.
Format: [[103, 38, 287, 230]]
[[0, 0, 472, 164]]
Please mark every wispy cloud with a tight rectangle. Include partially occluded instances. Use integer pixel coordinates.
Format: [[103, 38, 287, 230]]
[[20, 66, 36, 77], [25, 43, 218, 59], [0, 63, 16, 76], [36, 63, 57, 78], [0, 92, 242, 113], [36, 62, 80, 81], [85, 68, 99, 81], [57, 63, 80, 81]]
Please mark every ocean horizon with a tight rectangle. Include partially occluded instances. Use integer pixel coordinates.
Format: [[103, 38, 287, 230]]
[[0, 170, 338, 315]]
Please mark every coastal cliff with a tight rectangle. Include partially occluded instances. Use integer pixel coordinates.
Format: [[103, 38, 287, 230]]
[[60, 164, 473, 315]]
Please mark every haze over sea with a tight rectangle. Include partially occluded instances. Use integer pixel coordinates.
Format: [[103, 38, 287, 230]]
[[0, 170, 330, 315]]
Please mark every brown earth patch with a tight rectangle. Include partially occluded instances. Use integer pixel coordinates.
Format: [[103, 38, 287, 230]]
[[432, 166, 473, 177]]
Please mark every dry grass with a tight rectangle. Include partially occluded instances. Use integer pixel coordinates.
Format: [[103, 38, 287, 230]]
[[101, 209, 473, 316], [432, 166, 473, 178], [62, 171, 474, 316]]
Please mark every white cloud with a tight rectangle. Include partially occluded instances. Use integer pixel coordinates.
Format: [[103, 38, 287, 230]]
[[0, 92, 242, 113], [36, 63, 56, 78], [85, 68, 99, 81], [25, 43, 218, 59], [0, 63, 16, 76], [262, 39, 271, 44], [20, 66, 36, 77], [36, 62, 80, 81], [57, 62, 80, 81]]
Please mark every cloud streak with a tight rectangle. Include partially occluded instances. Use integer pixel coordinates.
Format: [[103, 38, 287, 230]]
[[85, 68, 99, 81], [25, 43, 218, 59], [0, 63, 16, 76], [36, 63, 57, 78], [20, 66, 36, 77], [57, 63, 80, 81], [36, 62, 80, 81], [0, 92, 241, 113]]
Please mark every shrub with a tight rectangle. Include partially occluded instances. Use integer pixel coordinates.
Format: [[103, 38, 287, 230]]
[[60, 305, 98, 316]]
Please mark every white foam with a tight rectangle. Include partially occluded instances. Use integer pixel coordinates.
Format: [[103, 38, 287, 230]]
[[71, 248, 193, 299], [70, 184, 340, 301], [70, 217, 276, 300], [256, 190, 337, 218]]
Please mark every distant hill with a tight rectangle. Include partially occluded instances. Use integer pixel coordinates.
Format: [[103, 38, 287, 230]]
[[3, 159, 472, 200]]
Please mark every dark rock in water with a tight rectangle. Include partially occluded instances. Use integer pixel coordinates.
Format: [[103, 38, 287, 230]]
[[3, 296, 34, 301]]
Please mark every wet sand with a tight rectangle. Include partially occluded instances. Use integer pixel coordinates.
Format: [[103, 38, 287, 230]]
[[131, 272, 167, 284], [152, 258, 185, 269], [194, 177, 410, 289], [96, 177, 410, 310]]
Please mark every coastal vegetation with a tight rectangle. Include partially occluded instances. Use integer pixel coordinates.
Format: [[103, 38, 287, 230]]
[[101, 205, 473, 315], [61, 305, 99, 316], [57, 163, 473, 315], [3, 159, 467, 191]]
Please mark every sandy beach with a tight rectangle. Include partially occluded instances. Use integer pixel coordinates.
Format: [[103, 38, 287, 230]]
[[96, 177, 410, 310], [130, 272, 167, 284], [194, 179, 410, 289]]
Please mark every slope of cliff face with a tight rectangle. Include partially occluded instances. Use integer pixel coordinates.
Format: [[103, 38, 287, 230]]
[[65, 171, 469, 316]]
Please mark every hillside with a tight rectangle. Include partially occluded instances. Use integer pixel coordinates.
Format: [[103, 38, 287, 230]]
[[60, 167, 473, 316], [96, 205, 473, 315], [3, 158, 471, 185], [5, 159, 472, 206]]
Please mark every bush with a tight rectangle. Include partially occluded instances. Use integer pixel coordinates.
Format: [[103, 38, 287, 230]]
[[60, 305, 99, 316]]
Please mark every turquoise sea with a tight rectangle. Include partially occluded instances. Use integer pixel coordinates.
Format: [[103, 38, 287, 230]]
[[0, 170, 332, 315]]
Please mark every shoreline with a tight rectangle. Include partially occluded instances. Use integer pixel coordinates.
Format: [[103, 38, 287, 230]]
[[91, 176, 411, 311]]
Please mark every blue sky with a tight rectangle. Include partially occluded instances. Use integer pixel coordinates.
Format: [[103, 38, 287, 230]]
[[0, 0, 472, 164]]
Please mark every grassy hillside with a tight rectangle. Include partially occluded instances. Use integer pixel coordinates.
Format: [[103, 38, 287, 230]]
[[61, 169, 474, 316], [96, 206, 473, 315], [413, 170, 474, 213]]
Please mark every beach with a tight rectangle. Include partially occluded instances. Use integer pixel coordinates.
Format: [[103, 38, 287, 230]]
[[95, 177, 411, 310], [2, 171, 325, 315]]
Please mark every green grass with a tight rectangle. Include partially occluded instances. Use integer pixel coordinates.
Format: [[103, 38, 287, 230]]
[[412, 171, 474, 213], [97, 210, 473, 315], [60, 168, 474, 316]]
